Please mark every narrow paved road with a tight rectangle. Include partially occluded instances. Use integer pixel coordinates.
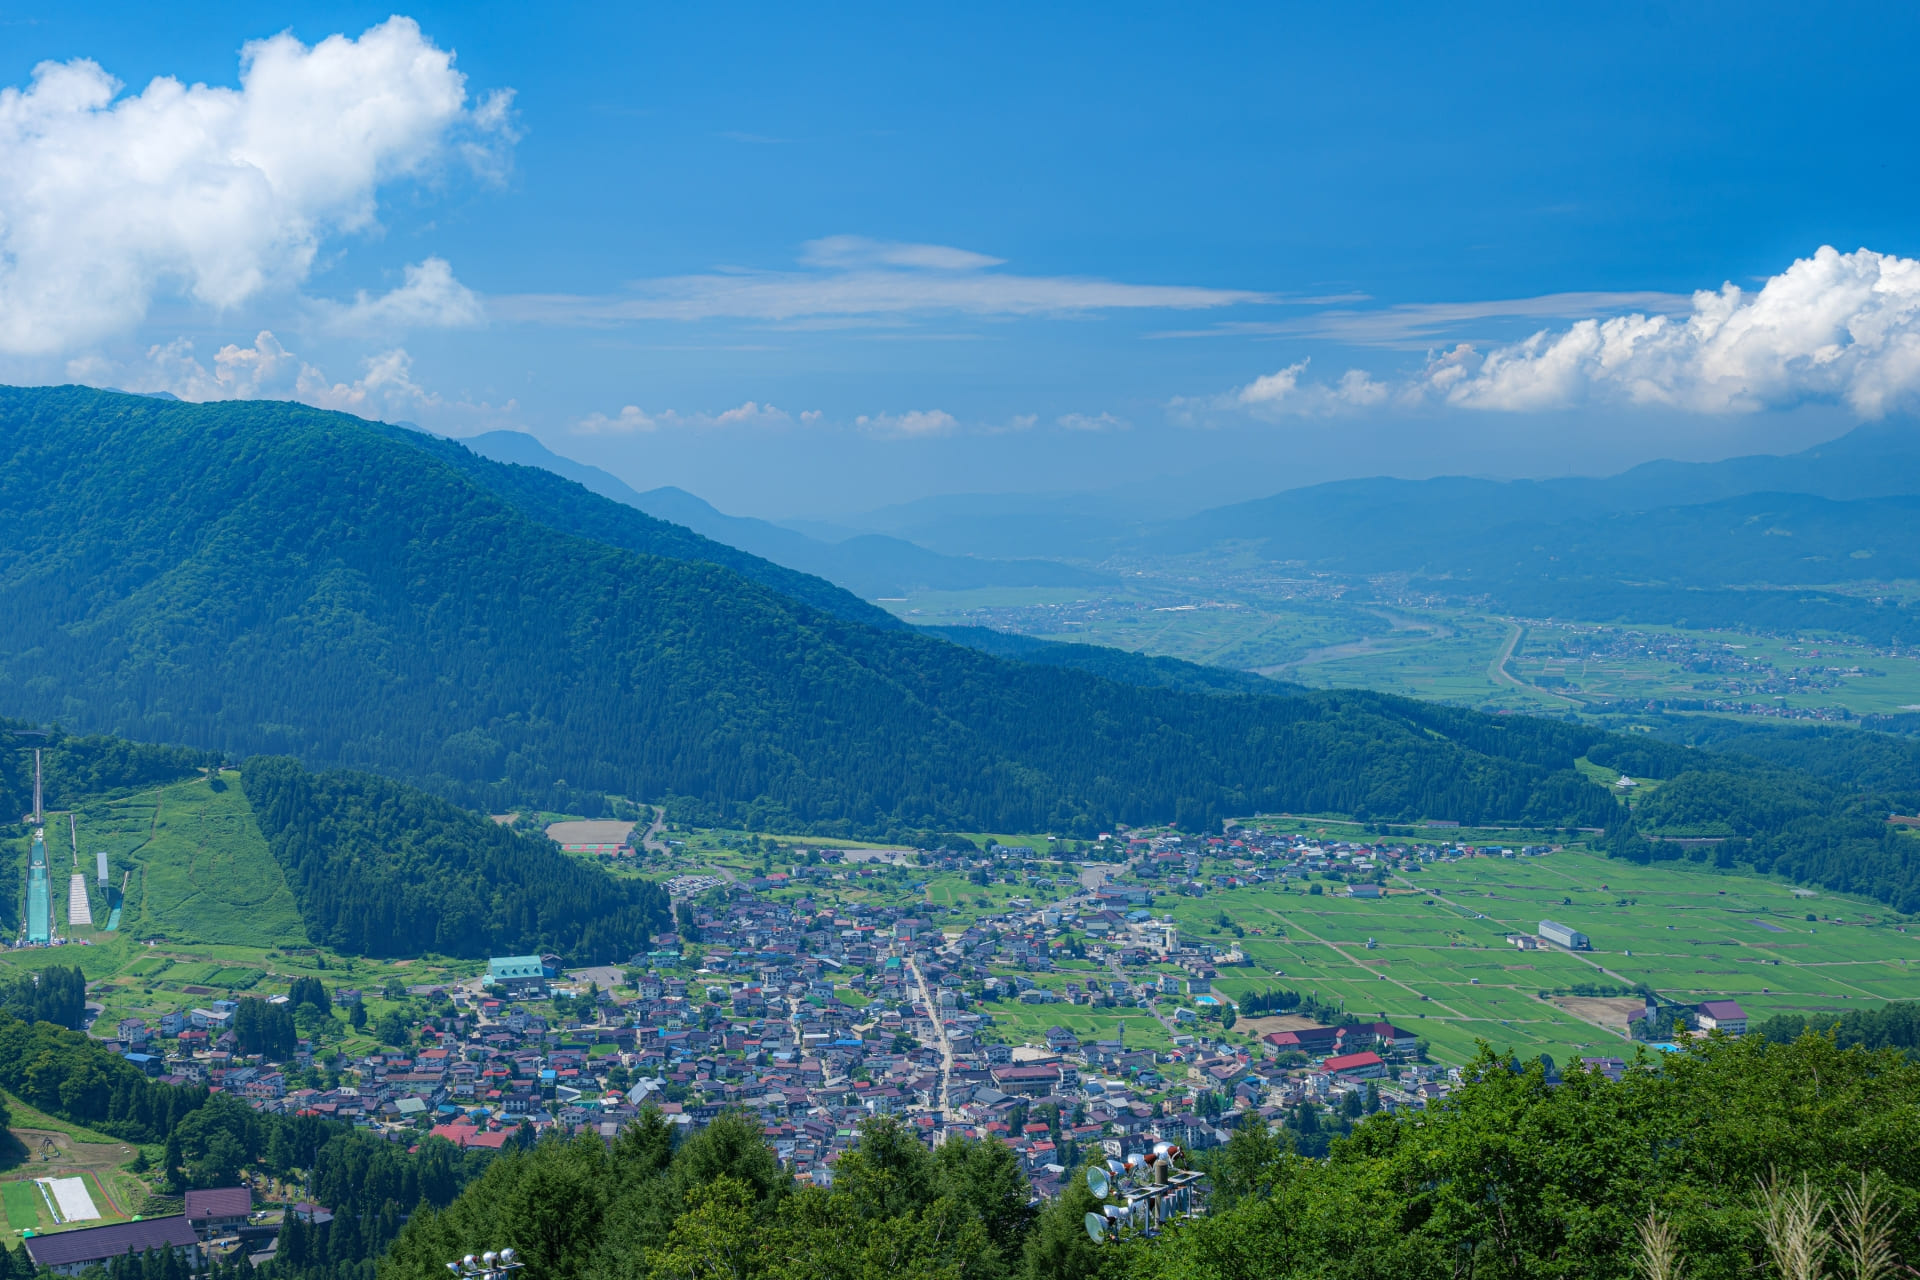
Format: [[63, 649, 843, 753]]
[[1259, 898, 1471, 1021], [1488, 622, 1580, 708], [907, 954, 954, 1117], [640, 805, 668, 855]]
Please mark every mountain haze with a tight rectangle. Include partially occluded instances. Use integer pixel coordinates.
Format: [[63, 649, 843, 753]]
[[465, 430, 1107, 599]]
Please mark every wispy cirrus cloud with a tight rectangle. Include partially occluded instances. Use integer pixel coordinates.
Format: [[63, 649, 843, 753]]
[[1151, 290, 1691, 349], [574, 402, 818, 434], [496, 236, 1271, 327], [1056, 411, 1130, 432]]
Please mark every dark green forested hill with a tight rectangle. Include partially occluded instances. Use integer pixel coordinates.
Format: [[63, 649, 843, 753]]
[[1588, 723, 1920, 912], [241, 756, 668, 961], [377, 421, 906, 630], [0, 386, 1625, 835], [0, 719, 214, 817]]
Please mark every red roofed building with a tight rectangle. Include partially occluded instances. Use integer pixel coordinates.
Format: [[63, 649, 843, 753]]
[[1263, 1026, 1341, 1051], [1322, 1050, 1386, 1079], [429, 1122, 515, 1150]]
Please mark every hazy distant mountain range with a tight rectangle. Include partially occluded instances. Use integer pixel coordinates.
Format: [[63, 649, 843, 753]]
[[465, 430, 1108, 599], [475, 419, 1920, 641]]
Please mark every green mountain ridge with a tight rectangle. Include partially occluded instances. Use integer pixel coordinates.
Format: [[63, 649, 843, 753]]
[[0, 386, 1631, 835]]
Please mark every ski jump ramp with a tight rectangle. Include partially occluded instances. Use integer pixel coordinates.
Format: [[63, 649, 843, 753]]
[[25, 828, 51, 944], [67, 873, 94, 927]]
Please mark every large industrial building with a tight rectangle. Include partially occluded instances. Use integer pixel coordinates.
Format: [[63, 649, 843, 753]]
[[1537, 919, 1591, 950]]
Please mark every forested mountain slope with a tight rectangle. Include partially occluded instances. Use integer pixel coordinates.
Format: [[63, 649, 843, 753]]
[[1584, 726, 1920, 912], [0, 386, 1624, 834], [243, 756, 668, 961], [920, 625, 1303, 698], [382, 424, 901, 629]]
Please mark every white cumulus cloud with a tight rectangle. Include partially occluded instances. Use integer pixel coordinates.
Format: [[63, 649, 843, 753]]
[[1176, 359, 1391, 421], [108, 328, 509, 426], [0, 17, 512, 355], [1427, 246, 1920, 415], [1187, 246, 1920, 423], [313, 257, 484, 333], [855, 409, 959, 438]]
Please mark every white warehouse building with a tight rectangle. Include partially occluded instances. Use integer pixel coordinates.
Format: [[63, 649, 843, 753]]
[[1538, 919, 1591, 950]]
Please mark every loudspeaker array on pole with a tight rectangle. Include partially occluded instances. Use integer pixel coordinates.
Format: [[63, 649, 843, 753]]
[[1082, 1141, 1206, 1243]]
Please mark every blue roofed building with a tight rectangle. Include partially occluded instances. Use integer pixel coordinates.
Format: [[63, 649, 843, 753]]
[[485, 955, 549, 998]]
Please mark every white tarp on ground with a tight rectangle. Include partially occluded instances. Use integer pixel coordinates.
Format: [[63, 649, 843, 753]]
[[38, 1176, 99, 1222]]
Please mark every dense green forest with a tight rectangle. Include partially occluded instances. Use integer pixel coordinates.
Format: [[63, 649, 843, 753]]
[[0, 387, 1627, 836], [1648, 718, 1920, 790], [233, 995, 299, 1059], [0, 961, 84, 1028], [0, 720, 213, 819], [920, 627, 1305, 698], [362, 1032, 1920, 1280], [1587, 727, 1920, 912], [242, 757, 669, 962], [1754, 999, 1920, 1053]]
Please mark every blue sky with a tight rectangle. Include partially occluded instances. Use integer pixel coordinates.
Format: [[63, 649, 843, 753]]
[[3, 2, 1918, 516]]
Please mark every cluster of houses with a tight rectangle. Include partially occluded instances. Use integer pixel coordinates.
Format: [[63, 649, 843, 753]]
[[87, 824, 1757, 1218], [84, 868, 1457, 1197], [1074, 828, 1550, 905]]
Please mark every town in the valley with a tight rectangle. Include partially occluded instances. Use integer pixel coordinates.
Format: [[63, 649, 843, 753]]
[[18, 819, 1778, 1271]]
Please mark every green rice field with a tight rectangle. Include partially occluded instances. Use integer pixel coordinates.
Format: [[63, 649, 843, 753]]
[[1163, 848, 1920, 1065]]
